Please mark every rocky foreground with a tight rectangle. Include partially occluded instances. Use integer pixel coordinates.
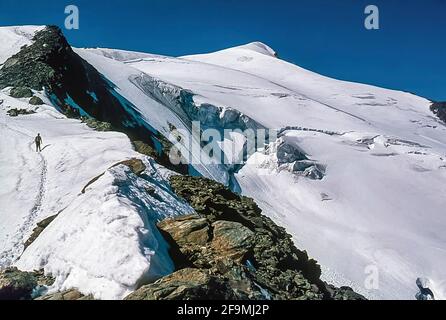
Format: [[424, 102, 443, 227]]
[[0, 171, 365, 301], [126, 176, 365, 301]]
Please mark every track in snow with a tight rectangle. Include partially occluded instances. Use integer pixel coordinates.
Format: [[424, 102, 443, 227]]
[[0, 137, 48, 267]]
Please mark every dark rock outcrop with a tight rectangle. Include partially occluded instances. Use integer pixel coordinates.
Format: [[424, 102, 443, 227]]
[[33, 270, 55, 287], [0, 267, 89, 301], [127, 176, 365, 301], [7, 108, 36, 117], [0, 25, 187, 174], [133, 140, 158, 159], [0, 267, 88, 301], [114, 159, 146, 176], [431, 101, 446, 123], [0, 268, 38, 300], [0, 26, 138, 125], [35, 289, 94, 301], [125, 268, 243, 300], [415, 277, 435, 300], [277, 142, 325, 180], [24, 215, 58, 249], [9, 87, 33, 98], [29, 96, 44, 105], [81, 117, 113, 132], [81, 158, 146, 194], [277, 142, 307, 164]]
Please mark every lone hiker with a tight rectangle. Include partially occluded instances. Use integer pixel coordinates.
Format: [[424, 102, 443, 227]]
[[35, 133, 43, 152]]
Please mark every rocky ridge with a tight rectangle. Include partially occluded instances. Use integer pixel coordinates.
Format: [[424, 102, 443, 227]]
[[126, 175, 365, 300]]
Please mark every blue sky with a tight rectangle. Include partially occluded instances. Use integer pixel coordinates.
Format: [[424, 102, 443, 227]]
[[1, 0, 445, 100]]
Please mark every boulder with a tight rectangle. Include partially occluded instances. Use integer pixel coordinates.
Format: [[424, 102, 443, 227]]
[[431, 101, 446, 123], [158, 216, 253, 269], [6, 108, 36, 117], [81, 117, 113, 131], [277, 142, 307, 164], [9, 87, 33, 98], [158, 215, 210, 247], [113, 158, 146, 176], [35, 289, 94, 300], [6, 109, 18, 117], [126, 175, 367, 301], [303, 165, 325, 180], [29, 96, 44, 105], [211, 220, 254, 263], [293, 160, 314, 172], [125, 268, 239, 300], [133, 140, 158, 158]]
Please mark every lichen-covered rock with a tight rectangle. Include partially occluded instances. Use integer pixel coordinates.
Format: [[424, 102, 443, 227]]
[[125, 268, 241, 300], [114, 159, 146, 176], [211, 220, 254, 263], [9, 87, 33, 98], [325, 284, 366, 301], [81, 117, 113, 131], [29, 96, 44, 105], [292, 161, 325, 180], [1, 26, 188, 176], [0, 268, 37, 300], [277, 142, 307, 164]]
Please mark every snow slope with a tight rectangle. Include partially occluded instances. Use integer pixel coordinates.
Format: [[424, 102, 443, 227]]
[[0, 88, 193, 299], [83, 43, 446, 300]]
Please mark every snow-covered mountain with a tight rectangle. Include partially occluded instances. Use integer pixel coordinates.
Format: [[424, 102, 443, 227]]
[[1, 26, 445, 300]]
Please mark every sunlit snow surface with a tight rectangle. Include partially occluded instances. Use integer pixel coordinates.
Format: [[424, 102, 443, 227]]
[[1, 26, 446, 300]]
